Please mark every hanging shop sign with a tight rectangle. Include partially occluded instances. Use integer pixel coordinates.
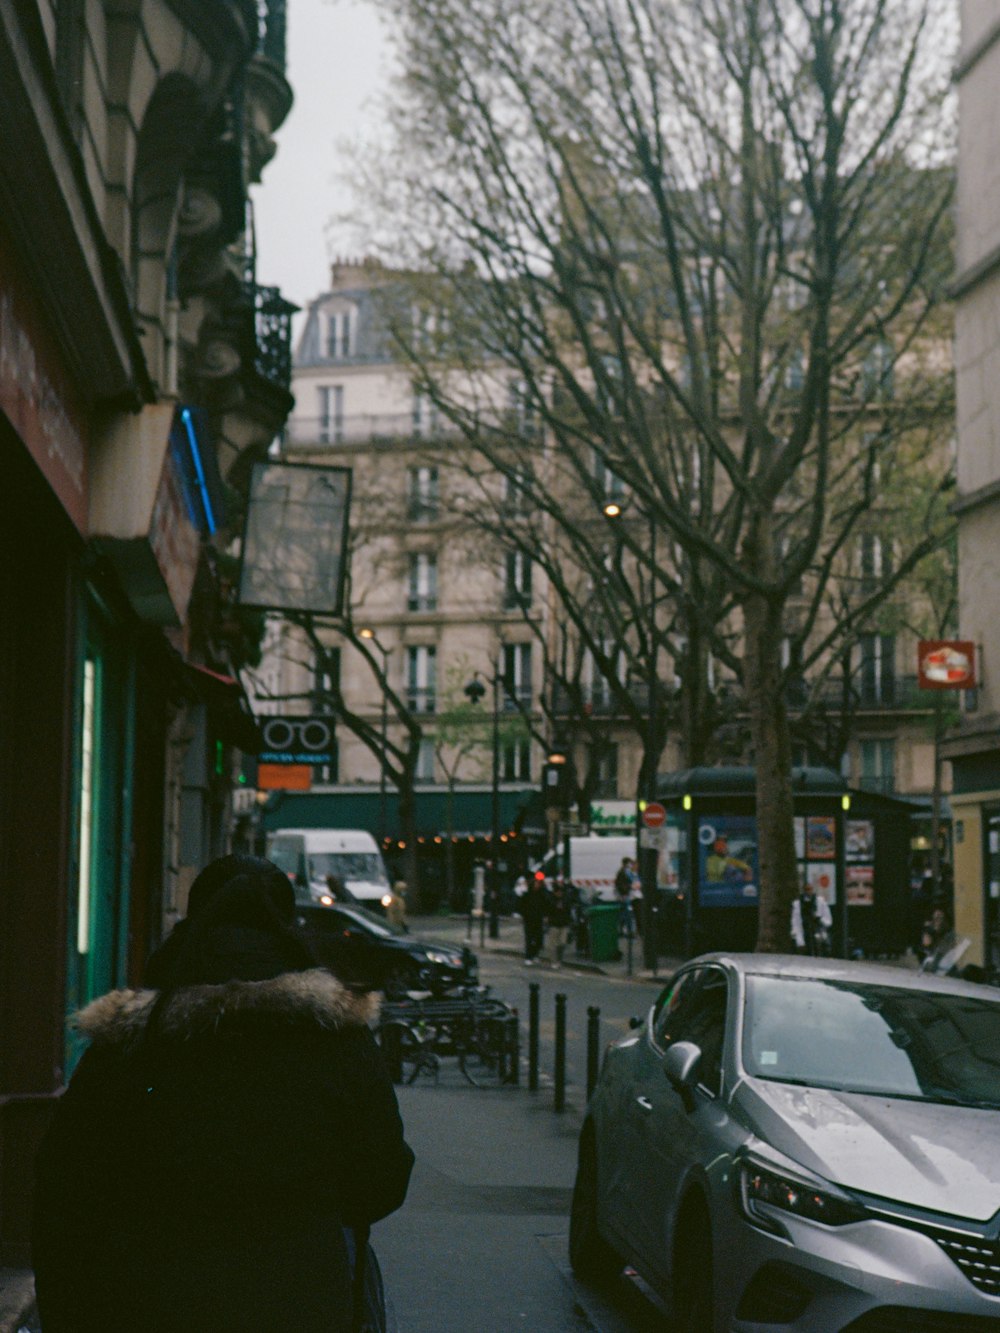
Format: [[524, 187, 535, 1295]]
[[259, 715, 336, 765], [917, 640, 976, 690], [238, 461, 352, 615]]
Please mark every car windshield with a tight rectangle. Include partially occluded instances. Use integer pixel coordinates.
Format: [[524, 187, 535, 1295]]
[[308, 852, 388, 886], [743, 975, 1000, 1107]]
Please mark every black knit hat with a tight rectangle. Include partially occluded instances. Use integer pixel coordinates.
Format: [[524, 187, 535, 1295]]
[[147, 856, 313, 988]]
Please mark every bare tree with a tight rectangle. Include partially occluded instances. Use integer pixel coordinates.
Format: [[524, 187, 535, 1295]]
[[357, 0, 956, 949]]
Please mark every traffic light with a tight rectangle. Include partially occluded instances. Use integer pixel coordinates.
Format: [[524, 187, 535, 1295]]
[[541, 751, 575, 810]]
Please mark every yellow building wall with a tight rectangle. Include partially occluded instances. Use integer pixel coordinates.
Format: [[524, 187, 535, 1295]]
[[951, 794, 984, 966]]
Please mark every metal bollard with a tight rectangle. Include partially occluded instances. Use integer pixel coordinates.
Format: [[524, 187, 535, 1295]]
[[509, 1008, 520, 1085], [554, 992, 567, 1113], [528, 982, 540, 1091], [586, 1005, 601, 1100]]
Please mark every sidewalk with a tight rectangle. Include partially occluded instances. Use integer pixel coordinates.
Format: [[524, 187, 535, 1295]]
[[415, 910, 682, 984]]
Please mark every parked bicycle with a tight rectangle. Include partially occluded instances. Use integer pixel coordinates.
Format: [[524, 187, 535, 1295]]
[[379, 984, 519, 1088]]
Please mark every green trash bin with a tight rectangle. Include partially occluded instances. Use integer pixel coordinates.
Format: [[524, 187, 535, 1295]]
[[587, 902, 620, 962]]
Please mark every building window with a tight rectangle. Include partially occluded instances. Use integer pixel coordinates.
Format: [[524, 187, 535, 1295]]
[[593, 743, 619, 798], [861, 339, 894, 401], [859, 738, 895, 795], [503, 467, 534, 517], [502, 737, 531, 781], [313, 646, 340, 711], [407, 466, 439, 522], [406, 645, 436, 713], [407, 552, 438, 612], [858, 633, 896, 706], [412, 392, 437, 438], [416, 738, 436, 783], [502, 642, 532, 711], [506, 378, 538, 437], [504, 550, 532, 610], [318, 385, 344, 443], [326, 309, 353, 359], [860, 533, 892, 593], [592, 448, 625, 501]]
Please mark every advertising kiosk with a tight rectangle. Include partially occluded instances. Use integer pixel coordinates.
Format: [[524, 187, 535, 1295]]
[[654, 767, 909, 957]]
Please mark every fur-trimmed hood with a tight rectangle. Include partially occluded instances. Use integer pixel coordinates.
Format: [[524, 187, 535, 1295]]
[[73, 969, 381, 1052]]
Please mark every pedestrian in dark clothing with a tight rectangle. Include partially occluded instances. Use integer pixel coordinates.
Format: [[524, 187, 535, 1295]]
[[518, 875, 548, 965], [32, 855, 414, 1333]]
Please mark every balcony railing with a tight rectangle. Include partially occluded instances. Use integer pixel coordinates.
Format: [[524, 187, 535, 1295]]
[[284, 413, 465, 447], [406, 687, 437, 715], [256, 0, 287, 70]]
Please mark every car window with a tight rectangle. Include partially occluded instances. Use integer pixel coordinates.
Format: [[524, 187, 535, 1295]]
[[655, 968, 728, 1097], [652, 970, 699, 1046]]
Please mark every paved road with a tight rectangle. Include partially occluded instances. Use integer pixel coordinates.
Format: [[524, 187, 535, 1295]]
[[374, 920, 673, 1332]]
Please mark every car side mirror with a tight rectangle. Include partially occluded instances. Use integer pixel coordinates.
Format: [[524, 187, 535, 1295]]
[[663, 1040, 702, 1095]]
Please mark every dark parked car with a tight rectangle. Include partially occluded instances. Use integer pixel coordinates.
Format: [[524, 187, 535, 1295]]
[[296, 903, 477, 997], [571, 953, 1000, 1331]]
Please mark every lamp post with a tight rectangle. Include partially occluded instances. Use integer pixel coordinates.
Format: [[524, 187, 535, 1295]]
[[604, 498, 659, 972], [359, 627, 390, 846], [465, 663, 502, 940]]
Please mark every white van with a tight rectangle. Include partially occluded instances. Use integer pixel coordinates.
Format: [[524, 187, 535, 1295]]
[[533, 835, 637, 901], [265, 828, 392, 913]]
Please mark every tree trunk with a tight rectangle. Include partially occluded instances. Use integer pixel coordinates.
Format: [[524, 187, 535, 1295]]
[[744, 592, 799, 952]]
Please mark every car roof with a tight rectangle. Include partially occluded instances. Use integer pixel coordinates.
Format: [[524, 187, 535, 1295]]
[[684, 952, 1000, 1000]]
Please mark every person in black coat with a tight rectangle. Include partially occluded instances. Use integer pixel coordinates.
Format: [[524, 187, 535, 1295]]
[[517, 875, 549, 964], [32, 856, 414, 1333]]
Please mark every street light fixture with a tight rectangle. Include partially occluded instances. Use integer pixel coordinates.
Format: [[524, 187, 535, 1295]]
[[603, 496, 660, 972], [359, 627, 390, 846]]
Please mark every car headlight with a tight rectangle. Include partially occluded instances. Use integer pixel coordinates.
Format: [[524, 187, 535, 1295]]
[[737, 1157, 864, 1234], [381, 893, 394, 908], [424, 950, 461, 968]]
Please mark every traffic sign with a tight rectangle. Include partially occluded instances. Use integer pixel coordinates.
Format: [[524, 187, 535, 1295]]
[[642, 802, 667, 828]]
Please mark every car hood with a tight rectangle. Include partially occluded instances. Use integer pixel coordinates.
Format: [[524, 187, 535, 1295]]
[[736, 1078, 1000, 1222]]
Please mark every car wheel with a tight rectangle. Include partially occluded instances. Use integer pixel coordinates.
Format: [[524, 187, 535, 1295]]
[[672, 1196, 713, 1333], [569, 1134, 623, 1285]]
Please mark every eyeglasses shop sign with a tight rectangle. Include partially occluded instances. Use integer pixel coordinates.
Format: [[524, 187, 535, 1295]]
[[259, 716, 335, 765]]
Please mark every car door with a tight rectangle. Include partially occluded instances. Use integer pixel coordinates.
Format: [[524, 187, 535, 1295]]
[[628, 966, 731, 1288]]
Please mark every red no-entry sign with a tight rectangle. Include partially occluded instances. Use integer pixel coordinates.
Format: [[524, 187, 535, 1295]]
[[642, 802, 666, 828]]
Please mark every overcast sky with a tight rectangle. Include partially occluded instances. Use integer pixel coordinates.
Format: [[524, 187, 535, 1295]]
[[251, 0, 392, 317]]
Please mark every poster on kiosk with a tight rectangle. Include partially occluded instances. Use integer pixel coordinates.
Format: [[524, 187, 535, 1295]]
[[697, 816, 760, 907]]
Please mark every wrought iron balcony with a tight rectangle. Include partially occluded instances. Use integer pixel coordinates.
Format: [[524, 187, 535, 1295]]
[[249, 284, 297, 390], [256, 0, 287, 70]]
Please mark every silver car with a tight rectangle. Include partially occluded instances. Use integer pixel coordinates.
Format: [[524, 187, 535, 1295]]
[[570, 954, 1000, 1331]]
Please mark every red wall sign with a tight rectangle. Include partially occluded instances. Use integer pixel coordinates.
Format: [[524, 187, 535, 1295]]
[[917, 640, 976, 690]]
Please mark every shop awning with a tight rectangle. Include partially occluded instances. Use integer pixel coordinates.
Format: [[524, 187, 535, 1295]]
[[181, 662, 263, 755]]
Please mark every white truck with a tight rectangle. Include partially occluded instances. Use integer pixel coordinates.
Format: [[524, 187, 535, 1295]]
[[535, 834, 637, 901]]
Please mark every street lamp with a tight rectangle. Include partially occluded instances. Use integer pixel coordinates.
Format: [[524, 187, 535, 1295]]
[[464, 664, 502, 940], [604, 497, 659, 972], [359, 627, 390, 846]]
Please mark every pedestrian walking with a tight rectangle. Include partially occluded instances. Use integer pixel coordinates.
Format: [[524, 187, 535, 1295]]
[[791, 879, 833, 956], [32, 854, 414, 1333], [385, 878, 408, 929], [547, 878, 572, 967], [614, 856, 635, 938], [518, 873, 548, 964]]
